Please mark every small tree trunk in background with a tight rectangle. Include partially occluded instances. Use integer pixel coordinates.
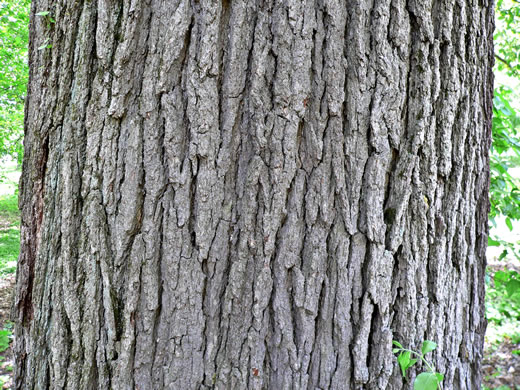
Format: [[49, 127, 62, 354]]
[[14, 0, 493, 388]]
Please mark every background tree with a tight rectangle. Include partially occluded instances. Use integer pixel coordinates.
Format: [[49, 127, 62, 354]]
[[14, 0, 493, 389]]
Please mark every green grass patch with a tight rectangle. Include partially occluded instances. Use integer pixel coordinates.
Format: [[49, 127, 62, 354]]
[[0, 194, 19, 227], [0, 228, 18, 275], [0, 161, 21, 198], [0, 193, 19, 275]]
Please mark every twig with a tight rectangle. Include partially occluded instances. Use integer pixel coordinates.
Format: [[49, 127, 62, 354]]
[[495, 54, 519, 76]]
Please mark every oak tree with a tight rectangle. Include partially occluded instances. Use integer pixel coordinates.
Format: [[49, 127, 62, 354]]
[[14, 0, 493, 389]]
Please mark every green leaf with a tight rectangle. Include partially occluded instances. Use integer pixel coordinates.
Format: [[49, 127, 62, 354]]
[[421, 340, 437, 356], [495, 270, 510, 285], [506, 279, 520, 297], [36, 11, 50, 16], [392, 348, 400, 354], [498, 249, 508, 261], [414, 372, 441, 390], [0, 330, 9, 353], [397, 351, 411, 378], [392, 340, 403, 349], [488, 237, 501, 247], [506, 217, 513, 231], [490, 216, 496, 228]]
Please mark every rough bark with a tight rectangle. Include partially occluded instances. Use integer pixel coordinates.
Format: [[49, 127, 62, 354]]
[[14, 0, 493, 389]]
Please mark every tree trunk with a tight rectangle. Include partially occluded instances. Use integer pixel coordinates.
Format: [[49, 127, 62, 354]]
[[14, 0, 493, 389]]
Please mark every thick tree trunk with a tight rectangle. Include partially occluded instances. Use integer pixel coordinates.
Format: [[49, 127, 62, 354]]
[[14, 0, 493, 389]]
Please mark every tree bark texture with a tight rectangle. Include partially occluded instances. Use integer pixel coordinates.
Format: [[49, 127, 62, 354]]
[[14, 0, 493, 389]]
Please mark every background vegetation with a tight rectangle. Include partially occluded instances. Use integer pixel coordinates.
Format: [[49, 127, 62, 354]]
[[488, 0, 520, 333], [0, 0, 28, 166]]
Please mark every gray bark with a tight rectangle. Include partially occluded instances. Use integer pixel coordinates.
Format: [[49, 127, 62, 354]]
[[14, 0, 493, 389]]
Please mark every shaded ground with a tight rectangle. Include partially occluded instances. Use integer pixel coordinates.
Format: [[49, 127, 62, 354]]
[[483, 260, 520, 389], [483, 338, 520, 389]]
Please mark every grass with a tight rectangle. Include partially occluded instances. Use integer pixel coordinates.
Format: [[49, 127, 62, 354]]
[[0, 193, 19, 276], [0, 235, 18, 275], [0, 228, 18, 275], [0, 195, 18, 225], [0, 161, 20, 276], [0, 162, 20, 387]]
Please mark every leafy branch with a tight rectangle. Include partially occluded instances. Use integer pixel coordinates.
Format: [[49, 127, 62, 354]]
[[393, 340, 444, 390], [495, 54, 518, 76]]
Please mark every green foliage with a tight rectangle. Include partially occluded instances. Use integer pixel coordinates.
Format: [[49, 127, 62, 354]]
[[0, 0, 29, 165], [485, 269, 520, 344], [397, 350, 417, 377], [392, 340, 443, 390], [489, 270, 520, 310], [488, 1, 520, 265], [490, 86, 520, 225], [0, 322, 13, 354], [420, 340, 438, 356], [488, 237, 520, 262], [414, 373, 444, 390], [0, 193, 19, 275], [495, 0, 520, 77], [0, 330, 9, 353]]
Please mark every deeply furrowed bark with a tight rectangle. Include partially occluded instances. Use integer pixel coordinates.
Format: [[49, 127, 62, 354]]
[[14, 0, 493, 389]]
